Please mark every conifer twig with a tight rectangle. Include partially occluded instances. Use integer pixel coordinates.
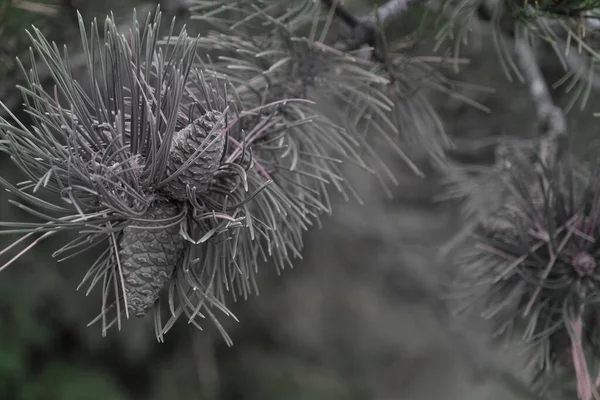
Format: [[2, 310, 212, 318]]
[[321, 0, 424, 57], [475, 2, 568, 170], [513, 36, 568, 168], [321, 0, 360, 28], [361, 0, 425, 28], [477, 0, 567, 168], [159, 0, 193, 14]]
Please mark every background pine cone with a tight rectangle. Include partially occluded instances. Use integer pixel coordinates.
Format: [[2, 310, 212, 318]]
[[119, 201, 185, 317], [163, 111, 226, 199]]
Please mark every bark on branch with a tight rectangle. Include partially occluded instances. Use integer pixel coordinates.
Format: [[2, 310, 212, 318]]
[[513, 36, 567, 168], [321, 0, 424, 60], [476, 1, 568, 168]]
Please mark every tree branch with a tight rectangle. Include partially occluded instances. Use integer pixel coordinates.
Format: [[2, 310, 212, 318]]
[[159, 0, 194, 15], [321, 0, 424, 58], [513, 36, 567, 168], [476, 1, 568, 168], [321, 0, 360, 28], [361, 0, 423, 28]]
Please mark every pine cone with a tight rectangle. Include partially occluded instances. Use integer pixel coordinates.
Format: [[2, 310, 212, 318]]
[[119, 201, 185, 317], [163, 111, 225, 199]]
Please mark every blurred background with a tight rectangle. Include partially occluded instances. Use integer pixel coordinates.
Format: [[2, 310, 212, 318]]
[[0, 0, 598, 399]]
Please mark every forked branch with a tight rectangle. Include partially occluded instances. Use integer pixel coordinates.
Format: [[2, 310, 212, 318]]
[[513, 36, 568, 168], [321, 0, 424, 59]]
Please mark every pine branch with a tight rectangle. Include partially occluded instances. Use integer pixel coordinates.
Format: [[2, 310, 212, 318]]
[[159, 0, 193, 14], [362, 0, 425, 26], [321, 0, 425, 58], [321, 0, 360, 28], [475, 1, 568, 167], [513, 36, 568, 168]]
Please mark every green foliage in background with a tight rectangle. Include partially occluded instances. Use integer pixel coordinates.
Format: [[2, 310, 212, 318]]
[[0, 0, 60, 81], [0, 268, 129, 400]]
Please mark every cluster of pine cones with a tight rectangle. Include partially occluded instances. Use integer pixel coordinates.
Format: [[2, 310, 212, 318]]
[[120, 111, 226, 318]]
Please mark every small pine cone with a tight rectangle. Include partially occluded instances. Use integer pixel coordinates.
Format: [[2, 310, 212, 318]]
[[119, 201, 185, 317], [163, 111, 225, 199]]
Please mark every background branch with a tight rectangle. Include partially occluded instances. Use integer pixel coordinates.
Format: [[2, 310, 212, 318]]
[[513, 36, 568, 168], [472, 0, 568, 168], [321, 0, 424, 59]]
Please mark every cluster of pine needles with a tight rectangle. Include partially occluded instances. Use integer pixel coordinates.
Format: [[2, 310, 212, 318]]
[[430, 0, 600, 111], [424, 0, 600, 397], [3, 0, 600, 399], [447, 145, 600, 399], [0, 1, 452, 344]]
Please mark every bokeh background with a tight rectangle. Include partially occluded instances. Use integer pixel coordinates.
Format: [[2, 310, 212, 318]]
[[1, 0, 598, 399]]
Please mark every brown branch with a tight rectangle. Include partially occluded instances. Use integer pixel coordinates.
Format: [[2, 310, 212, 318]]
[[159, 0, 193, 15], [361, 0, 424, 28], [476, 1, 568, 168], [513, 35, 568, 169], [320, 0, 360, 28], [321, 0, 424, 61]]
